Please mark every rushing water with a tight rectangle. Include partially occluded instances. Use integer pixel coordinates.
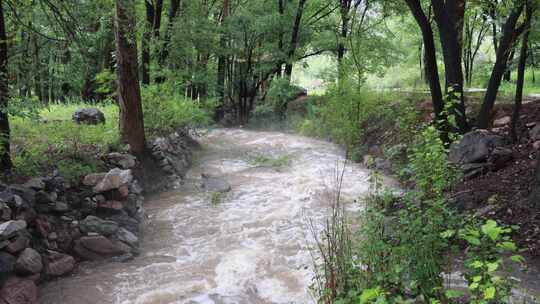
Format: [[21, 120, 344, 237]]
[[40, 128, 383, 304]]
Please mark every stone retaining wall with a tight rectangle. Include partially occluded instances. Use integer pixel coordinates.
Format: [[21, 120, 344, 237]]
[[0, 131, 195, 303]]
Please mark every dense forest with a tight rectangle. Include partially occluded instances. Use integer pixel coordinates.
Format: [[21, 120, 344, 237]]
[[0, 0, 539, 303]]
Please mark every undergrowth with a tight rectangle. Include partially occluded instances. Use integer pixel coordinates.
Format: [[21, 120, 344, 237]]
[[310, 97, 525, 303], [9, 84, 213, 183]]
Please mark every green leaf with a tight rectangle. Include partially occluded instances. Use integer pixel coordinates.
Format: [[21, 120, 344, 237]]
[[510, 255, 525, 264], [497, 241, 517, 251], [463, 235, 481, 246], [481, 220, 501, 241], [469, 282, 479, 290], [483, 286, 496, 299], [445, 289, 464, 298], [486, 262, 499, 272], [359, 287, 381, 304]]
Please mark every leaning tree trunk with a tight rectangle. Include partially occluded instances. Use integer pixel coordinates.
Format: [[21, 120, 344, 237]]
[[405, 0, 448, 142], [115, 0, 146, 154], [511, 6, 533, 142], [0, 0, 11, 171], [160, 0, 181, 66], [477, 4, 524, 129], [284, 0, 307, 79], [141, 1, 154, 85]]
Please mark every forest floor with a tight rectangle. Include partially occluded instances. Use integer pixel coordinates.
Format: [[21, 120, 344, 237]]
[[453, 98, 540, 261]]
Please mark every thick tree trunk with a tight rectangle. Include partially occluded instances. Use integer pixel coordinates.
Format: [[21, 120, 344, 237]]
[[0, 0, 12, 171], [405, 0, 447, 141], [431, 0, 469, 133], [477, 4, 524, 129], [511, 6, 533, 143], [115, 0, 146, 154], [284, 0, 307, 79]]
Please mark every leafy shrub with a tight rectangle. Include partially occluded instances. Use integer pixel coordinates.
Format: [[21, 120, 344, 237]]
[[141, 85, 213, 136], [266, 78, 305, 120]]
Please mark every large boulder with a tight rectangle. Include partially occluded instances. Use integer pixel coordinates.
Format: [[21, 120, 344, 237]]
[[93, 168, 133, 193], [449, 130, 504, 164], [74, 236, 130, 260], [72, 108, 105, 125], [0, 277, 38, 304], [44, 251, 75, 277], [79, 215, 119, 236], [0, 220, 27, 240], [14, 248, 43, 275]]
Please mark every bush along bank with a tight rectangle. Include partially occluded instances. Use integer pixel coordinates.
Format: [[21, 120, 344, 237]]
[[281, 90, 538, 303], [0, 130, 195, 304]]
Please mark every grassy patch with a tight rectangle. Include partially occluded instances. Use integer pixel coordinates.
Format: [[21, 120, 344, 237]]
[[210, 191, 225, 205], [9, 85, 214, 182]]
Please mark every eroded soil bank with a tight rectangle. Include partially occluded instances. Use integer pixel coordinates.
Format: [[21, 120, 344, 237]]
[[39, 128, 382, 304]]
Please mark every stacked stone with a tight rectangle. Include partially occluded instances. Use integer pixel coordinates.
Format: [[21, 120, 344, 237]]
[[0, 153, 143, 304], [148, 130, 194, 181]]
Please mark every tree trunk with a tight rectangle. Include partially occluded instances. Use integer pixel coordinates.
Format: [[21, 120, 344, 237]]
[[217, 0, 229, 104], [141, 1, 154, 85], [284, 0, 307, 79], [504, 49, 515, 81], [431, 0, 469, 133], [160, 0, 181, 65], [337, 0, 352, 69], [115, 0, 146, 154], [511, 6, 533, 143], [405, 0, 447, 141], [31, 33, 43, 102], [477, 4, 524, 129], [0, 0, 11, 171]]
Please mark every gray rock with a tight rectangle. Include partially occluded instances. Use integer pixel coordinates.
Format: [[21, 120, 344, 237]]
[[493, 116, 511, 127], [15, 248, 43, 275], [116, 227, 138, 246], [201, 177, 231, 193], [0, 220, 27, 240], [53, 201, 70, 213], [0, 252, 15, 283], [83, 173, 107, 187], [530, 124, 540, 140], [44, 251, 75, 277], [6, 235, 30, 254], [80, 215, 119, 236], [72, 108, 105, 125], [0, 276, 38, 304], [79, 235, 130, 255], [105, 153, 137, 169], [449, 130, 504, 164], [22, 178, 45, 190], [93, 168, 133, 193]]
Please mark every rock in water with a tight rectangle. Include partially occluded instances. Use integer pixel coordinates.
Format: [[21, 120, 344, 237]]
[[201, 177, 231, 193], [72, 108, 105, 125], [116, 227, 138, 246], [449, 130, 504, 164], [44, 251, 75, 277], [15, 248, 43, 275], [0, 277, 38, 304], [79, 216, 119, 236]]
